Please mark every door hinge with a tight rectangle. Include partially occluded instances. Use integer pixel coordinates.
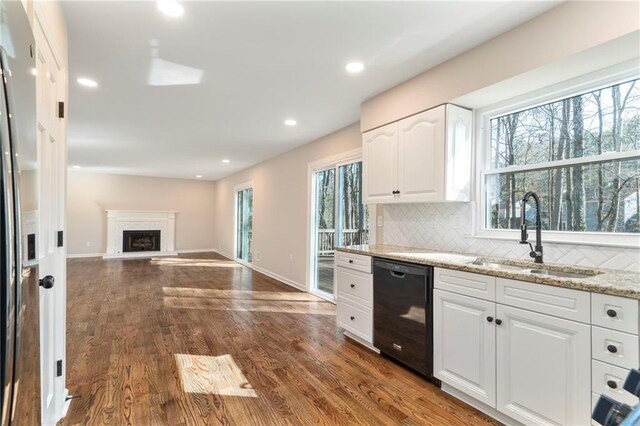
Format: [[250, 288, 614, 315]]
[[57, 230, 63, 247], [56, 360, 62, 377], [58, 101, 64, 119]]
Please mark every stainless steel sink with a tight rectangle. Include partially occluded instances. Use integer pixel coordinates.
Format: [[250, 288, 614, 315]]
[[468, 259, 596, 279], [527, 269, 596, 279], [467, 259, 525, 271]]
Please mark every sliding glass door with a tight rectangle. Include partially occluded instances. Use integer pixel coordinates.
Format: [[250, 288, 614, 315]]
[[311, 161, 368, 298], [236, 187, 253, 263]]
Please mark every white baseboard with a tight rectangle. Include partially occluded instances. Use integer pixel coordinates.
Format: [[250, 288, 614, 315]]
[[177, 248, 216, 254], [67, 252, 104, 259], [212, 249, 307, 292], [103, 251, 178, 260]]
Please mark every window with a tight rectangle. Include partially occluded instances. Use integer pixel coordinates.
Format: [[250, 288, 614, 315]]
[[235, 185, 253, 263], [482, 78, 640, 242]]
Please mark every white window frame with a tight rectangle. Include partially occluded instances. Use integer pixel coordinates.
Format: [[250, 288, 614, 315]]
[[474, 63, 640, 248]]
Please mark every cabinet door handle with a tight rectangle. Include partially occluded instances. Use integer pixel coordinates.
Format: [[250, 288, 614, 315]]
[[392, 343, 402, 351], [495, 319, 502, 325], [487, 316, 494, 323], [350, 284, 355, 288], [607, 380, 618, 389], [607, 309, 618, 318], [348, 260, 353, 264], [350, 316, 355, 321], [607, 344, 618, 354]]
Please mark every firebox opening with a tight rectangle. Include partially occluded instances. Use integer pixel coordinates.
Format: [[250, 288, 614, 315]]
[[123, 230, 161, 252]]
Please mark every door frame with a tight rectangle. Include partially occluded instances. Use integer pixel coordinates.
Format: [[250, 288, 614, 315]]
[[306, 148, 375, 301], [233, 181, 253, 266]]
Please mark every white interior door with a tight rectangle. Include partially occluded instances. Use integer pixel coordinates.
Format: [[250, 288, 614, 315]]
[[34, 10, 67, 424]]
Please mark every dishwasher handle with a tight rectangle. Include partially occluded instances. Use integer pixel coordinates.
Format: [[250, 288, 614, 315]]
[[390, 270, 406, 279], [374, 259, 429, 276]]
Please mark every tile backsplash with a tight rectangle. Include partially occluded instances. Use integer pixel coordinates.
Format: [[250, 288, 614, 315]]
[[381, 203, 640, 273]]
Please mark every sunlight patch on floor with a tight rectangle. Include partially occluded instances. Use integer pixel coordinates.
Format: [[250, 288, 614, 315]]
[[162, 287, 322, 302], [175, 354, 257, 398], [150, 258, 243, 268], [163, 296, 336, 315]]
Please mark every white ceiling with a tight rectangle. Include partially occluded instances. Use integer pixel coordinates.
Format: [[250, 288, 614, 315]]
[[63, 1, 560, 181]]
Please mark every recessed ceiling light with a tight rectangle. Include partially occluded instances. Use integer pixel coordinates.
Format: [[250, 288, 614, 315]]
[[221, 159, 230, 164], [195, 174, 202, 178], [77, 77, 98, 88], [157, 0, 184, 17], [284, 119, 297, 126], [345, 62, 365, 74], [72, 165, 81, 169]]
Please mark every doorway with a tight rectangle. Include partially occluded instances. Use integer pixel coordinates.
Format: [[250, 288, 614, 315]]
[[310, 160, 369, 299], [235, 185, 253, 263]]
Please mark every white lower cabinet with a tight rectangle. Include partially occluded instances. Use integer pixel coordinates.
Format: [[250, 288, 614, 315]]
[[335, 253, 375, 349], [434, 290, 496, 407], [434, 267, 597, 426], [496, 304, 591, 426]]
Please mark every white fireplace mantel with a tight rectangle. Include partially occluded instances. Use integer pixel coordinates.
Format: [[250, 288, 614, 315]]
[[104, 210, 177, 259]]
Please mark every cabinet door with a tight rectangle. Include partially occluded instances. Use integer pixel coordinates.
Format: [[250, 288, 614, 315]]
[[397, 105, 445, 202], [496, 305, 591, 426], [434, 290, 496, 407], [362, 122, 397, 203]]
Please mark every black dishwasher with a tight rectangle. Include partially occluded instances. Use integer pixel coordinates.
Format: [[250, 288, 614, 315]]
[[373, 258, 434, 379]]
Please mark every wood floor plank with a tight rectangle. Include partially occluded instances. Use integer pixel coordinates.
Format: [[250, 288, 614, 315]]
[[61, 253, 500, 425]]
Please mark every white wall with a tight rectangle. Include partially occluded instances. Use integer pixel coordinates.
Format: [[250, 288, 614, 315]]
[[213, 123, 361, 289], [361, 1, 640, 132], [67, 171, 216, 255]]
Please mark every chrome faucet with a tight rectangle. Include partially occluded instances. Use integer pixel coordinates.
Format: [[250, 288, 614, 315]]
[[519, 191, 543, 264]]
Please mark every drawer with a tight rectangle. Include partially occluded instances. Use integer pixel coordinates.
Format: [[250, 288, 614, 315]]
[[336, 267, 373, 308], [592, 326, 639, 370], [592, 293, 639, 335], [592, 359, 639, 407], [336, 300, 372, 343], [496, 278, 590, 323], [434, 268, 495, 301], [335, 251, 372, 274]]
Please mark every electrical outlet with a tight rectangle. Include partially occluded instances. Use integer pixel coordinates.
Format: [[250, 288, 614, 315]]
[[255, 250, 261, 261], [377, 215, 383, 227], [86, 241, 91, 247], [289, 254, 293, 261]]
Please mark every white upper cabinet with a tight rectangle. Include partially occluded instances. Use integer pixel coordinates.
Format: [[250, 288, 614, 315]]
[[362, 121, 398, 203], [398, 106, 445, 202], [362, 104, 472, 204]]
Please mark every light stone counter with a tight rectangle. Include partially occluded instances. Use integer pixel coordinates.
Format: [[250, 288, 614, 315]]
[[336, 244, 640, 299]]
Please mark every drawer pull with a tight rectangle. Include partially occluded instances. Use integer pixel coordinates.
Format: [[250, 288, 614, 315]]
[[607, 309, 618, 318], [350, 316, 355, 321], [392, 343, 402, 351], [607, 380, 618, 389], [487, 316, 494, 323], [607, 344, 618, 354], [348, 260, 354, 264], [350, 284, 355, 288]]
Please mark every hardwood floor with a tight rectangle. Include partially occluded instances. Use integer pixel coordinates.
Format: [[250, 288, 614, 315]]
[[62, 252, 499, 426]]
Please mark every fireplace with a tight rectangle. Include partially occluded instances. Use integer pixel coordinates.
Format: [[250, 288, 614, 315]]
[[122, 230, 161, 253]]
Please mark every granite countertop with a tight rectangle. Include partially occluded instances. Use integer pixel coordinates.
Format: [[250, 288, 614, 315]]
[[336, 244, 640, 299]]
